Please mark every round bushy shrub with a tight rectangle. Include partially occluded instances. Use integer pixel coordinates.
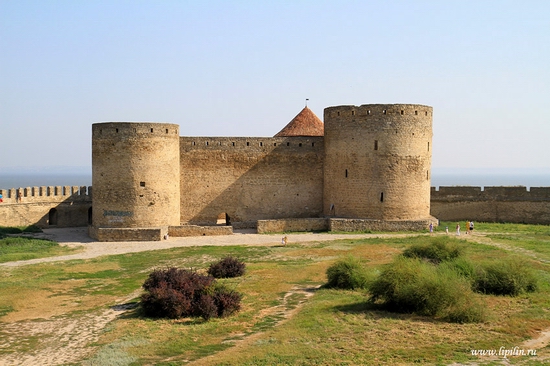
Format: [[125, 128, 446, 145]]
[[473, 257, 538, 296], [325, 255, 372, 290], [140, 267, 242, 320], [402, 237, 463, 264], [439, 257, 477, 281], [211, 284, 243, 318], [368, 256, 485, 323], [207, 256, 246, 278]]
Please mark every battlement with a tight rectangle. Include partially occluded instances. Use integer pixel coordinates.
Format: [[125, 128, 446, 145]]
[[325, 104, 433, 119], [92, 122, 179, 138], [0, 186, 92, 204], [180, 136, 324, 152], [431, 186, 550, 201]]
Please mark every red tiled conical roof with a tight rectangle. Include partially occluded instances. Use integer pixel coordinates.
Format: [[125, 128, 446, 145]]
[[274, 107, 324, 137]]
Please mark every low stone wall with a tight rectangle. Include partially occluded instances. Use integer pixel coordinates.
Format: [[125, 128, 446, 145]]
[[168, 225, 233, 237], [329, 217, 437, 232], [89, 226, 166, 242], [256, 218, 328, 233]]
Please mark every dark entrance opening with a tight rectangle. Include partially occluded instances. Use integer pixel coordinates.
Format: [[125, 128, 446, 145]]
[[216, 212, 231, 226], [49, 208, 58, 226]]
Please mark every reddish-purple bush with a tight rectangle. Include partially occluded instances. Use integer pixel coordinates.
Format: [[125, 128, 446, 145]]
[[213, 285, 243, 318], [207, 256, 246, 278], [140, 267, 242, 320]]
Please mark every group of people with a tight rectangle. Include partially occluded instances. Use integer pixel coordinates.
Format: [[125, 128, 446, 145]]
[[438, 221, 474, 235], [454, 220, 474, 236]]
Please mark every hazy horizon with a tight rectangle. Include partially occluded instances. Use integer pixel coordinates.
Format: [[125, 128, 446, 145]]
[[1, 167, 549, 191]]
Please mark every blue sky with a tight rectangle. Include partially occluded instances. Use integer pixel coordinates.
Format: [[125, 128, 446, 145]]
[[1, 0, 549, 172]]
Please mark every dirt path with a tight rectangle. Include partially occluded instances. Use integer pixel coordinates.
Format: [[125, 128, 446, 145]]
[[0, 290, 141, 366], [0, 227, 414, 268]]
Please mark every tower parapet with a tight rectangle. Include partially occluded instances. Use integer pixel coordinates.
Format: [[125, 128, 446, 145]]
[[323, 104, 433, 221]]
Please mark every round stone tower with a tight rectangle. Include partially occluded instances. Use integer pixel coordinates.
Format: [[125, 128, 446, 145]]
[[323, 104, 433, 221], [91, 122, 180, 237]]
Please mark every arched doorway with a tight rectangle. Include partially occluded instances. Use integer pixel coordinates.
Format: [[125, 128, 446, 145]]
[[88, 207, 93, 225], [49, 208, 58, 226]]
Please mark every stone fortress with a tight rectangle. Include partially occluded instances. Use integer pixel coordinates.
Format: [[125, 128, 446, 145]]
[[1, 103, 549, 240], [88, 104, 436, 241]]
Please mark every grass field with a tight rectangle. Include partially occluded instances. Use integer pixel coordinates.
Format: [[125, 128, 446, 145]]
[[0, 226, 81, 263], [1, 224, 550, 365]]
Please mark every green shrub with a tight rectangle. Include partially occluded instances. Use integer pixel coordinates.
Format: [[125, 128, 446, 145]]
[[325, 255, 373, 290], [440, 257, 476, 281], [473, 257, 538, 296], [368, 257, 485, 323], [207, 256, 246, 278], [402, 237, 463, 264]]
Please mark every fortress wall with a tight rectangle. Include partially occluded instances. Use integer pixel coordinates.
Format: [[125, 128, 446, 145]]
[[0, 186, 92, 228], [430, 186, 550, 224], [180, 136, 324, 228], [324, 104, 432, 220]]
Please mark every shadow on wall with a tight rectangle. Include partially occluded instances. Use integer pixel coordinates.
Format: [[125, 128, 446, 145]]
[[180, 136, 324, 229], [0, 186, 93, 228]]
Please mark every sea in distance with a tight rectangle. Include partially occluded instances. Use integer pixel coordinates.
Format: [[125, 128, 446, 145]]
[[1, 167, 549, 191]]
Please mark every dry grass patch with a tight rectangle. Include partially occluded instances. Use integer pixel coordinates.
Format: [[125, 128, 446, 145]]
[[2, 283, 119, 322]]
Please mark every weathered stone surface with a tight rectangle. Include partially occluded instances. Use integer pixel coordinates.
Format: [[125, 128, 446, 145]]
[[323, 104, 433, 221], [0, 186, 91, 228], [431, 186, 550, 224], [168, 225, 233, 237], [90, 122, 181, 240], [257, 218, 328, 233]]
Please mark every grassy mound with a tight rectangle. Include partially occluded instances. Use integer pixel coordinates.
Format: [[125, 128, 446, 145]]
[[473, 257, 538, 296], [368, 256, 486, 323], [402, 237, 463, 264], [325, 255, 373, 290]]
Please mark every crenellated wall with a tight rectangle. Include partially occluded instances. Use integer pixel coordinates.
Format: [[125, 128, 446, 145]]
[[0, 186, 92, 228], [430, 186, 550, 224], [1, 184, 549, 230], [179, 136, 324, 228]]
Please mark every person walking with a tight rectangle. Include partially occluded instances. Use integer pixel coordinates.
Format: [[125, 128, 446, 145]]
[[456, 223, 460, 236]]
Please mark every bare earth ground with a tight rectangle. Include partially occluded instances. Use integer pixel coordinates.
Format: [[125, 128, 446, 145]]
[[1, 228, 549, 365]]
